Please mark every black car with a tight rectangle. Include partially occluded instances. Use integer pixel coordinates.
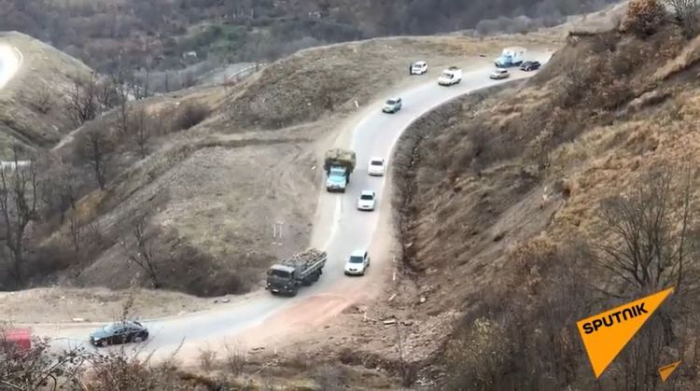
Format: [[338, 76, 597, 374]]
[[89, 321, 149, 347], [520, 61, 541, 71]]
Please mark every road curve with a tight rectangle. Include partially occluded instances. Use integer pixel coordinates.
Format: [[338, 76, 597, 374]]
[[0, 43, 21, 90], [37, 50, 554, 357]]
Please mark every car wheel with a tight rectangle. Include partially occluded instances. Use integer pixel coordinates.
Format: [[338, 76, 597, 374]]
[[133, 335, 144, 343], [100, 340, 109, 347]]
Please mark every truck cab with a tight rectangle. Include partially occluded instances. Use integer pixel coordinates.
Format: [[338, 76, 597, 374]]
[[326, 166, 349, 192], [266, 265, 298, 295], [495, 47, 526, 68]]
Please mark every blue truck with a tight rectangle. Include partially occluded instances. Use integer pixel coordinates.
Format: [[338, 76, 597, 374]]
[[494, 47, 527, 68], [324, 148, 356, 193]]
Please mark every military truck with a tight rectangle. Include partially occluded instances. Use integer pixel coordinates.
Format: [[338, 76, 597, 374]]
[[324, 148, 356, 193], [266, 248, 327, 296]]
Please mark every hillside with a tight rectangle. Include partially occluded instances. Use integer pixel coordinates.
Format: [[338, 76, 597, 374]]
[[1, 0, 615, 75], [0, 32, 561, 307], [8, 1, 700, 390], [380, 10, 700, 390], [0, 32, 92, 155]]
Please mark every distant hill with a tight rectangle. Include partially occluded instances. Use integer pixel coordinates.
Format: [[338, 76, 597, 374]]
[[1, 0, 617, 74], [0, 32, 92, 156]]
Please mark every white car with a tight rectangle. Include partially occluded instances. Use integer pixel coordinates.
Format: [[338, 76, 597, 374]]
[[438, 67, 462, 86], [357, 190, 377, 211], [368, 158, 386, 176], [344, 249, 370, 276], [410, 61, 428, 75], [382, 97, 402, 113], [490, 68, 510, 80]]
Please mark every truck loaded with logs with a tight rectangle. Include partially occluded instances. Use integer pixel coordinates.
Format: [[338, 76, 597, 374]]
[[265, 248, 327, 296], [324, 148, 356, 193]]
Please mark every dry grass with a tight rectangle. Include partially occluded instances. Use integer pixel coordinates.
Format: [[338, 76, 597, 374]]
[[223, 34, 562, 130], [389, 21, 700, 389], [7, 32, 565, 300]]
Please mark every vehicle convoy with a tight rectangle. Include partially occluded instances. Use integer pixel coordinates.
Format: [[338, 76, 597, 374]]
[[266, 248, 327, 296], [495, 47, 527, 67], [438, 66, 462, 86], [324, 148, 356, 193], [90, 321, 149, 347]]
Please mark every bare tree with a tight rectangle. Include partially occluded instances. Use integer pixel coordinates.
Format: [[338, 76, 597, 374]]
[[122, 215, 159, 288], [40, 160, 79, 223], [0, 146, 39, 286], [77, 128, 114, 190], [96, 77, 119, 111], [67, 73, 100, 127], [68, 214, 83, 255], [594, 164, 699, 297], [664, 0, 700, 37], [131, 107, 150, 158], [112, 64, 133, 137]]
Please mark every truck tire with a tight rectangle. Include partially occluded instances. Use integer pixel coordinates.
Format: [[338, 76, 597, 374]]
[[289, 287, 298, 297]]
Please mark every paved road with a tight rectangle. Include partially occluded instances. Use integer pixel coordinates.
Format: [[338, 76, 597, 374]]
[[36, 51, 553, 357], [0, 43, 21, 90]]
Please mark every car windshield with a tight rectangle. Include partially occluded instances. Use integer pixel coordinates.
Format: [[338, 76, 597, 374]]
[[349, 256, 364, 264], [386, 100, 396, 105], [442, 72, 453, 78], [360, 194, 374, 200], [268, 269, 290, 278], [370, 161, 383, 166], [103, 323, 121, 333]]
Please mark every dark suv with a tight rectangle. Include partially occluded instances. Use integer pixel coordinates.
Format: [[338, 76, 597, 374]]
[[520, 61, 541, 71]]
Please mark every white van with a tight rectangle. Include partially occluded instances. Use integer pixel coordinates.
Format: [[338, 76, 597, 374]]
[[438, 67, 462, 86], [411, 61, 428, 75]]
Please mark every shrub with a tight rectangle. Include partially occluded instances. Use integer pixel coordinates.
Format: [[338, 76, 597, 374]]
[[174, 102, 210, 131], [623, 0, 667, 37]]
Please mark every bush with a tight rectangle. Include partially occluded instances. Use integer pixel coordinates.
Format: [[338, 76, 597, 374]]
[[623, 0, 667, 37], [174, 102, 210, 131]]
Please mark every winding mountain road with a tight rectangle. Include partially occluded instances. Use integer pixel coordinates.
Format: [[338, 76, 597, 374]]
[[33, 50, 553, 359], [0, 43, 21, 90]]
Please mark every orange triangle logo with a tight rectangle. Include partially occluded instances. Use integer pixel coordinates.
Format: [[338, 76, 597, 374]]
[[659, 361, 681, 382], [576, 287, 674, 378]]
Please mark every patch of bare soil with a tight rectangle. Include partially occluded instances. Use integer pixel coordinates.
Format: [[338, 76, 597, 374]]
[[0, 287, 212, 323], [0, 32, 92, 156]]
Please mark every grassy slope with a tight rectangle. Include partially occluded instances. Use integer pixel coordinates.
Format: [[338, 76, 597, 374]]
[[390, 19, 700, 390], [0, 32, 92, 156], [24, 33, 558, 299]]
